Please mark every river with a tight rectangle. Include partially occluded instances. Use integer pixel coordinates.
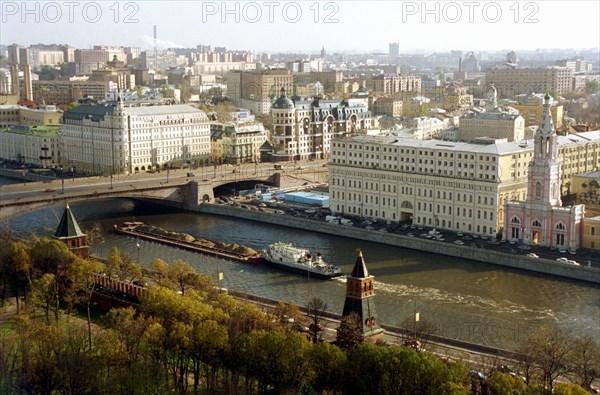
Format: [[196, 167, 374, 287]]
[[4, 197, 599, 351]]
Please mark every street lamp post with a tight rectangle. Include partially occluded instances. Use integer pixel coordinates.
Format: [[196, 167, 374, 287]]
[[136, 242, 140, 264]]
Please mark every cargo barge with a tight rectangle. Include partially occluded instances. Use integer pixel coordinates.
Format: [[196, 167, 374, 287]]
[[114, 222, 263, 263]]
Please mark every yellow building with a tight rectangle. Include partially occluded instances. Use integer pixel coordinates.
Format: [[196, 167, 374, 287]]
[[570, 172, 600, 217], [443, 85, 473, 111], [581, 216, 600, 251], [372, 98, 403, 117], [512, 93, 564, 128], [19, 105, 62, 126]]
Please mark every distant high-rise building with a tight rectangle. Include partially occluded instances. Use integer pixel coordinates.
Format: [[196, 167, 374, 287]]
[[389, 42, 399, 58], [320, 46, 326, 59]]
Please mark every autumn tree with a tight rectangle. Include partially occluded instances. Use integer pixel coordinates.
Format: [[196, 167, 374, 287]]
[[522, 325, 572, 394], [306, 296, 328, 344], [336, 312, 364, 351], [65, 258, 105, 349], [0, 241, 32, 312], [105, 246, 142, 283], [567, 335, 600, 389]]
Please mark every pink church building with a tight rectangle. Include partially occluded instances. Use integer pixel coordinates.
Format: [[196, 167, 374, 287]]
[[504, 94, 585, 250]]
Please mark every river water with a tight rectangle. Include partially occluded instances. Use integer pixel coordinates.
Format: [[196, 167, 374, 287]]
[[4, 197, 599, 350]]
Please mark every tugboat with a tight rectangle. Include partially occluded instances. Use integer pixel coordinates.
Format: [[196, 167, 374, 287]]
[[262, 242, 343, 279]]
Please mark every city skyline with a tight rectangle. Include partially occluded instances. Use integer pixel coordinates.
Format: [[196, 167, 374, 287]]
[[1, 0, 599, 53]]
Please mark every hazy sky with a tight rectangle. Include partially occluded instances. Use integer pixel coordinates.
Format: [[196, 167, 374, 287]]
[[1, 0, 599, 53]]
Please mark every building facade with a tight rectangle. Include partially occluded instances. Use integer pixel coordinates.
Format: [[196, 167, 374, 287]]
[[226, 69, 294, 114], [372, 97, 403, 117], [270, 88, 373, 161], [328, 129, 599, 238], [32, 79, 114, 105], [211, 123, 267, 164], [581, 216, 599, 251], [459, 111, 525, 142], [504, 95, 585, 249], [512, 92, 563, 128], [485, 67, 573, 98], [0, 125, 61, 167], [61, 100, 210, 174], [372, 74, 421, 95]]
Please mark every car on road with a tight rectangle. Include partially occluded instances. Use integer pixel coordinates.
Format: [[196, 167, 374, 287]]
[[567, 260, 580, 266], [558, 248, 567, 254], [526, 253, 539, 258], [258, 203, 267, 207], [453, 240, 465, 245], [274, 210, 285, 215], [556, 257, 569, 262], [304, 208, 316, 213], [45, 187, 56, 193]]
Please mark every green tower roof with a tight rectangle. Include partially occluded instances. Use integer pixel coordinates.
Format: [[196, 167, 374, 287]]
[[54, 203, 86, 239]]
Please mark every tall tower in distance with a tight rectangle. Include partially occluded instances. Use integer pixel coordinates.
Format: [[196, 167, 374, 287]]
[[342, 249, 384, 341], [389, 42, 399, 58]]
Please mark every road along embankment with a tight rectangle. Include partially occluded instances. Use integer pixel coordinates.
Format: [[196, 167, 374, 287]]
[[198, 203, 600, 285]]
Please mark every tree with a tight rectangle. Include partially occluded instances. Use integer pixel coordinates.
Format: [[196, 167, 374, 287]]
[[306, 296, 328, 344], [105, 246, 142, 283], [585, 80, 599, 94], [160, 84, 174, 99], [336, 312, 364, 351], [567, 335, 600, 388], [552, 383, 590, 395], [523, 325, 571, 394], [0, 241, 32, 312], [486, 371, 527, 395], [167, 259, 196, 295], [29, 273, 60, 323], [66, 258, 105, 349]]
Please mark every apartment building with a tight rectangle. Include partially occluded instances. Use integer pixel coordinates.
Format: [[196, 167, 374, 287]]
[[459, 111, 525, 142], [226, 69, 294, 114], [213, 123, 266, 164], [485, 67, 573, 97], [372, 74, 421, 95], [270, 88, 373, 161], [512, 92, 563, 128]]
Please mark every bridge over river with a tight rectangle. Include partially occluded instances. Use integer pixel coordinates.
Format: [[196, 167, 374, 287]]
[[0, 161, 328, 220]]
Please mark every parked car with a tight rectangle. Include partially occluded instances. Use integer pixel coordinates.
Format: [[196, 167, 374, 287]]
[[187, 172, 195, 177], [45, 187, 56, 193], [556, 257, 569, 262], [526, 253, 539, 258]]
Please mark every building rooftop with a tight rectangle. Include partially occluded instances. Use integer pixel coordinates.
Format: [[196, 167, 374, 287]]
[[123, 104, 208, 117], [0, 125, 61, 138]]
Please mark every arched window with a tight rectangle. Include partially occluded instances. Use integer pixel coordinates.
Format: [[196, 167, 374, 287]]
[[555, 222, 566, 231], [401, 201, 413, 209], [532, 220, 542, 227], [535, 182, 542, 198], [511, 216, 521, 224]]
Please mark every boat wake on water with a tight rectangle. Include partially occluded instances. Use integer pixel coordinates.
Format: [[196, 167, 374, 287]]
[[374, 281, 557, 320]]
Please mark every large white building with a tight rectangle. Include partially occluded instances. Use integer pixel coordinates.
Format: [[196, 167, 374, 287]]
[[329, 130, 600, 237], [0, 125, 61, 168], [61, 100, 210, 174]]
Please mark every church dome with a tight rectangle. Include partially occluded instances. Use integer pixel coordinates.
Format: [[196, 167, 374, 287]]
[[272, 87, 294, 109]]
